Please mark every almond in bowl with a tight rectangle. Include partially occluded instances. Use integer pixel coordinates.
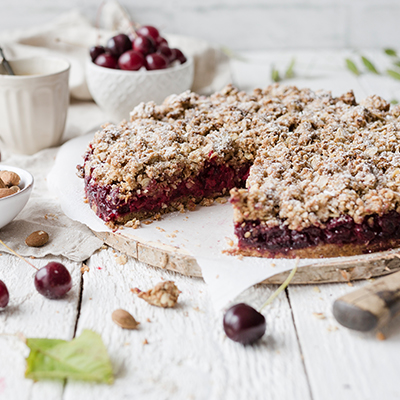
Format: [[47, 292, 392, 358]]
[[0, 166, 33, 229]]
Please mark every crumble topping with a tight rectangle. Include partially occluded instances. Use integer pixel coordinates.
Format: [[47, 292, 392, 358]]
[[80, 83, 400, 231]]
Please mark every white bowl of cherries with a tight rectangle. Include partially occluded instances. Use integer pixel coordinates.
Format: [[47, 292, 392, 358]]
[[86, 25, 194, 123]]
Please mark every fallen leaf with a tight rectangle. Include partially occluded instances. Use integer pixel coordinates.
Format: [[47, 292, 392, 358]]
[[25, 330, 114, 384]]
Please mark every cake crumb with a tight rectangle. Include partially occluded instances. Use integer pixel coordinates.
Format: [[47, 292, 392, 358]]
[[125, 219, 141, 228], [312, 312, 326, 320], [134, 281, 181, 308], [116, 254, 128, 265], [215, 197, 228, 204], [81, 264, 90, 274], [376, 331, 386, 341], [225, 237, 234, 247], [313, 286, 321, 293], [156, 226, 166, 232], [327, 325, 338, 332], [143, 339, 149, 345]]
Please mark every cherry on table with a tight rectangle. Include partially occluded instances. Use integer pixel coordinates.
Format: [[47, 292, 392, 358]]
[[146, 53, 169, 70], [34, 262, 72, 299], [118, 50, 145, 71], [0, 280, 9, 308], [94, 53, 118, 69], [223, 303, 266, 345]]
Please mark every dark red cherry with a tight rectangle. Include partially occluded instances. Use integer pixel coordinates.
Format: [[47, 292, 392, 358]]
[[106, 34, 132, 57], [132, 35, 156, 56], [171, 48, 187, 64], [223, 303, 266, 345], [94, 53, 118, 69], [34, 262, 72, 299], [157, 44, 173, 62], [118, 50, 145, 71], [156, 36, 168, 47], [136, 25, 160, 41], [0, 280, 9, 308], [90, 45, 105, 62], [146, 53, 168, 70]]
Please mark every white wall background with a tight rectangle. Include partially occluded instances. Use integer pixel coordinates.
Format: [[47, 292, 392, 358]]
[[0, 0, 399, 50]]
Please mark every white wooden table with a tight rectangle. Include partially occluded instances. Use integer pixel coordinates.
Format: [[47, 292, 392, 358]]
[[1, 50, 400, 400]]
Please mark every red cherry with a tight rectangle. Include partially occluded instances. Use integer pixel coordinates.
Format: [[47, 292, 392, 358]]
[[90, 45, 105, 62], [171, 48, 187, 64], [94, 53, 118, 69], [223, 303, 266, 345], [136, 26, 160, 41], [118, 50, 146, 71], [157, 44, 173, 62], [156, 36, 168, 47], [0, 280, 9, 308], [106, 34, 132, 57], [132, 36, 156, 56], [146, 53, 169, 70], [34, 262, 72, 299]]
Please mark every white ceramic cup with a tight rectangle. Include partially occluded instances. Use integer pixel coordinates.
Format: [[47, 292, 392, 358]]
[[0, 56, 70, 155]]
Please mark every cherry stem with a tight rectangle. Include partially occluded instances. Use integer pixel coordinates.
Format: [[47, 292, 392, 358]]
[[258, 257, 299, 312], [0, 239, 38, 271]]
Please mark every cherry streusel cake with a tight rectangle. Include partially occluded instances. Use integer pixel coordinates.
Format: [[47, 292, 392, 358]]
[[78, 84, 400, 258]]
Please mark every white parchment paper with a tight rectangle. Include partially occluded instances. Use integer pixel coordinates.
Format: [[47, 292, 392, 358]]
[[48, 134, 337, 309]]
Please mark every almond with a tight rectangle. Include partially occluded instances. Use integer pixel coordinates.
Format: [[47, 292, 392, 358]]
[[25, 230, 49, 247], [0, 171, 20, 187]]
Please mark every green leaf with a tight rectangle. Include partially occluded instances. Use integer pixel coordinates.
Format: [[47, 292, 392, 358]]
[[345, 58, 360, 76], [284, 58, 296, 79], [384, 48, 397, 57], [393, 60, 400, 69], [391, 99, 399, 105], [25, 330, 114, 384], [361, 56, 379, 74], [387, 69, 400, 80], [271, 66, 280, 82]]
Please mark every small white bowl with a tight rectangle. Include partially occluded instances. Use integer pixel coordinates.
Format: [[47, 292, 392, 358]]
[[0, 165, 34, 230], [86, 57, 194, 123]]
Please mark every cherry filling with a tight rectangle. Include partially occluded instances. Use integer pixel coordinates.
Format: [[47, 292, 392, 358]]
[[235, 211, 400, 255], [85, 161, 250, 222]]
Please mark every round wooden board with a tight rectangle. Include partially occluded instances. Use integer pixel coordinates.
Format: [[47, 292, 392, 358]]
[[92, 230, 400, 284]]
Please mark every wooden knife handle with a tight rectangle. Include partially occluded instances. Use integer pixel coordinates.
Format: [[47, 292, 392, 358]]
[[333, 270, 400, 331]]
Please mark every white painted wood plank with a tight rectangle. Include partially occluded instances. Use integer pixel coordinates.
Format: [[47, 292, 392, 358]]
[[63, 248, 311, 400], [0, 254, 82, 400], [288, 281, 400, 400]]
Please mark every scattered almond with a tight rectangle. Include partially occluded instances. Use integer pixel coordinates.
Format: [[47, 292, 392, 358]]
[[112, 309, 140, 330], [25, 230, 49, 247]]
